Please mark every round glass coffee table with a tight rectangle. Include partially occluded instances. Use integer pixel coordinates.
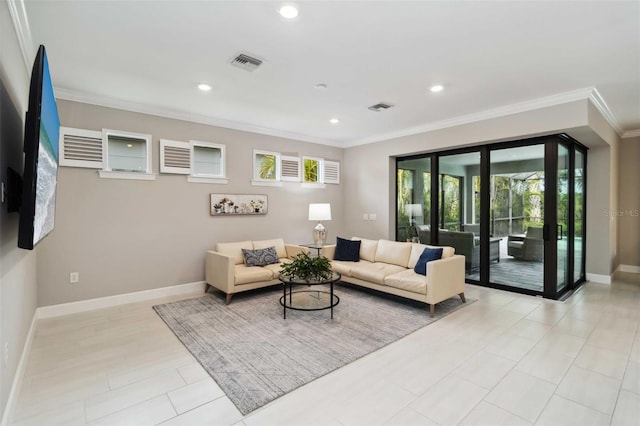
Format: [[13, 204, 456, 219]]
[[278, 271, 341, 319]]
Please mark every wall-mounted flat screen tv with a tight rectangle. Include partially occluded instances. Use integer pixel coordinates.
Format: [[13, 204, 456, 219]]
[[18, 45, 60, 250]]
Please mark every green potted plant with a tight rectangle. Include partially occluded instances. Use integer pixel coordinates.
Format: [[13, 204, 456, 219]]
[[280, 252, 332, 282]]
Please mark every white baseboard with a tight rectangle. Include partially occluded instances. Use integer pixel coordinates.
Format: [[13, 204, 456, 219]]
[[0, 313, 38, 426], [36, 281, 206, 319], [586, 273, 612, 284], [617, 264, 640, 274]]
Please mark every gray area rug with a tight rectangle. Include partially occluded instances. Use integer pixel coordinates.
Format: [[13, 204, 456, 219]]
[[153, 284, 473, 415]]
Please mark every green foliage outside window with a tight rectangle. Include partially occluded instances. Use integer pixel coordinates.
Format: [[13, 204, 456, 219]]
[[440, 174, 461, 231], [304, 158, 319, 183], [423, 172, 431, 224], [257, 153, 276, 180]]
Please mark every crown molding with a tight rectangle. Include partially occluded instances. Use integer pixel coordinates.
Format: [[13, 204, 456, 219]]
[[7, 0, 35, 76], [622, 129, 640, 139], [55, 88, 345, 148], [345, 87, 613, 147], [588, 87, 623, 136]]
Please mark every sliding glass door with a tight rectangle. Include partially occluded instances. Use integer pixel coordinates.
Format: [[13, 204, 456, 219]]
[[574, 149, 586, 284], [396, 157, 431, 243], [438, 152, 481, 280], [489, 144, 545, 292], [395, 134, 587, 300], [556, 144, 570, 293]]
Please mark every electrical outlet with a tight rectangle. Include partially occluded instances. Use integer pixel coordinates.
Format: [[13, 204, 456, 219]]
[[70, 272, 79, 283], [4, 342, 8, 368]]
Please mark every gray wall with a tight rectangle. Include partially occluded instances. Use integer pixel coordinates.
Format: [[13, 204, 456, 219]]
[[0, 3, 38, 419], [36, 101, 344, 306], [618, 137, 640, 267]]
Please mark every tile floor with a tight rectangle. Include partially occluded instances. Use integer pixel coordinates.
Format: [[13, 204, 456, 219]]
[[8, 274, 640, 425]]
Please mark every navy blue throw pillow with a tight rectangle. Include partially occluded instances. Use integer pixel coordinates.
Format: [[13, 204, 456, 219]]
[[334, 237, 361, 262], [414, 247, 443, 276]]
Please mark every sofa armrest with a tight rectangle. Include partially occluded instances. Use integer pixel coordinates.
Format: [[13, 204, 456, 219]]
[[205, 250, 235, 294], [284, 244, 309, 258], [321, 244, 336, 260], [425, 254, 465, 304]]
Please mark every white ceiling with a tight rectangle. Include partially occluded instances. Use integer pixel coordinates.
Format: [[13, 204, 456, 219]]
[[18, 0, 640, 147]]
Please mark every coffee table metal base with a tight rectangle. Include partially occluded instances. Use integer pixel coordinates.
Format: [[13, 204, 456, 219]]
[[281, 288, 339, 319]]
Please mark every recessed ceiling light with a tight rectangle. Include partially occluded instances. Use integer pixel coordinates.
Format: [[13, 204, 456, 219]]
[[314, 83, 328, 90], [198, 83, 212, 92], [279, 5, 298, 19], [430, 84, 444, 93], [329, 118, 340, 124]]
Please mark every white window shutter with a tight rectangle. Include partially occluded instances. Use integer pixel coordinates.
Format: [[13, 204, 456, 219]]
[[160, 139, 190, 174], [281, 155, 301, 182], [59, 126, 103, 168], [323, 160, 340, 184]]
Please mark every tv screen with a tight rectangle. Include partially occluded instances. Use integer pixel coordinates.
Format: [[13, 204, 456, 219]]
[[18, 45, 60, 250]]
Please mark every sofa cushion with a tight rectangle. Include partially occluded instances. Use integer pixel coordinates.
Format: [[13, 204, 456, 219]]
[[242, 247, 280, 267], [335, 237, 361, 261], [234, 264, 274, 285], [253, 238, 287, 259], [374, 240, 412, 267], [408, 243, 454, 268], [331, 259, 365, 277], [263, 259, 290, 277], [414, 247, 443, 276], [217, 241, 254, 265], [350, 262, 407, 285], [352, 237, 378, 262], [384, 269, 428, 294]]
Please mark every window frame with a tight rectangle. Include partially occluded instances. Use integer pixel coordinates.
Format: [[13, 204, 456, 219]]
[[252, 149, 282, 186], [189, 140, 226, 180], [100, 128, 154, 180], [302, 156, 323, 184]]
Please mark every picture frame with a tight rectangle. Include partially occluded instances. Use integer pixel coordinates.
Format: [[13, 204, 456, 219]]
[[210, 193, 268, 216]]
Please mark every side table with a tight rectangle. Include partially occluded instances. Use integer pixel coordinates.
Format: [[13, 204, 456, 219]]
[[301, 243, 325, 257]]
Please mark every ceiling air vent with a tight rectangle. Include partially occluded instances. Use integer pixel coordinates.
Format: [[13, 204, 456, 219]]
[[368, 102, 394, 112], [230, 53, 263, 72]]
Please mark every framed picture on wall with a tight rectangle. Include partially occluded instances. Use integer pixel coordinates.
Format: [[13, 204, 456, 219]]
[[210, 194, 268, 216]]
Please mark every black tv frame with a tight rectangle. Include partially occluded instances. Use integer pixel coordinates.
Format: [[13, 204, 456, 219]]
[[18, 45, 59, 250]]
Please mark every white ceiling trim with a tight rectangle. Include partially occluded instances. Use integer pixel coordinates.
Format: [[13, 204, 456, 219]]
[[622, 129, 640, 139], [588, 88, 623, 136], [54, 88, 344, 148], [7, 0, 35, 76], [346, 87, 609, 148]]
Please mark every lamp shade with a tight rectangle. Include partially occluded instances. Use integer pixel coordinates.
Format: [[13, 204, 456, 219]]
[[405, 204, 423, 217], [308, 203, 332, 221]]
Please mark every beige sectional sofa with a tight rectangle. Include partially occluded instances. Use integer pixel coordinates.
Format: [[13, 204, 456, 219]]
[[322, 238, 466, 317], [205, 238, 308, 304]]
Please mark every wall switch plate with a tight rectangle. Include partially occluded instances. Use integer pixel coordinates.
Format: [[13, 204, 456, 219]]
[[369, 213, 377, 220], [70, 272, 79, 283], [362, 214, 369, 220]]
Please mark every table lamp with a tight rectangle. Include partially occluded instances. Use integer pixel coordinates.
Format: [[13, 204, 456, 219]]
[[308, 203, 332, 246]]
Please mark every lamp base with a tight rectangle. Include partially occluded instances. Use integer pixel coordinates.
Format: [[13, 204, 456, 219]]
[[313, 223, 327, 246]]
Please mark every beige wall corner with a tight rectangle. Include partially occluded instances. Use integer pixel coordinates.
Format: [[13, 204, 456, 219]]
[[618, 137, 640, 268]]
